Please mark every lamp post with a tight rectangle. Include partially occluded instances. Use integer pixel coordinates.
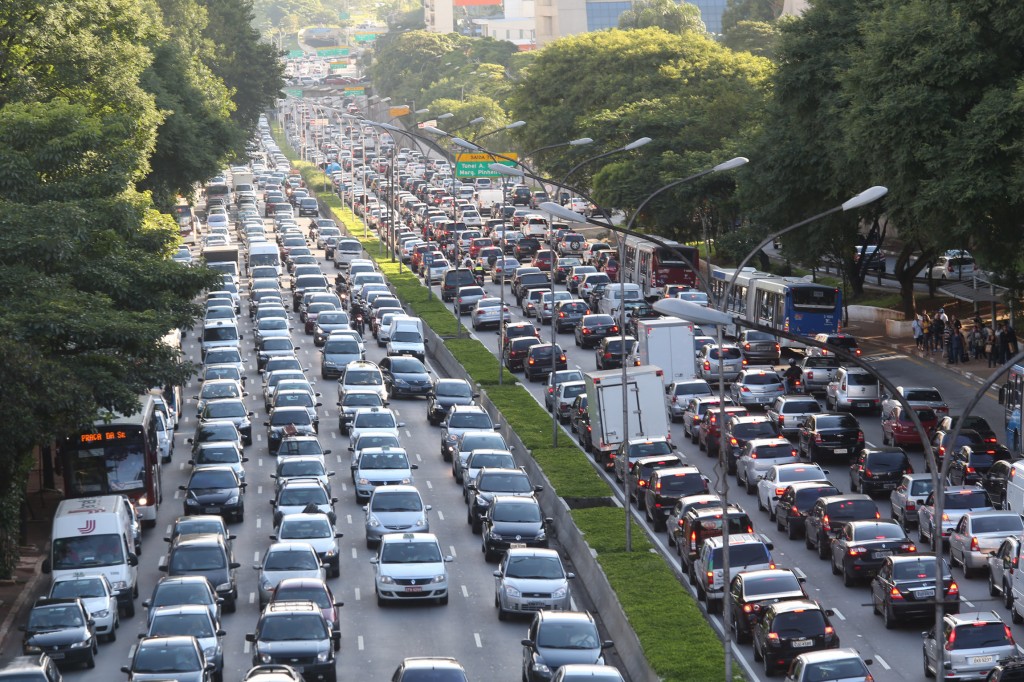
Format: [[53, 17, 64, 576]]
[[654, 295, 941, 682], [472, 120, 527, 144]]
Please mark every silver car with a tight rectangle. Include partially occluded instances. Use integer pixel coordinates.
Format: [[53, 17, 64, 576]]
[[729, 369, 784, 407], [696, 344, 745, 383], [371, 532, 451, 606], [735, 438, 800, 494], [666, 380, 713, 422], [363, 485, 431, 547], [255, 542, 325, 607], [352, 446, 416, 503], [923, 611, 1016, 680], [452, 430, 510, 484], [145, 605, 224, 679], [493, 548, 573, 620], [272, 513, 342, 578], [948, 510, 1024, 577], [190, 441, 248, 482]]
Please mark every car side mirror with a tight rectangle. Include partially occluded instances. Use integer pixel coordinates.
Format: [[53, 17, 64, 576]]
[[128, 553, 139, 567], [369, 557, 378, 564], [137, 632, 146, 639], [41, 558, 51, 574], [245, 633, 256, 642], [178, 485, 187, 491], [602, 640, 614, 649], [521, 639, 535, 648], [825, 609, 835, 617], [157, 564, 168, 572], [269, 535, 277, 541], [121, 666, 131, 674]]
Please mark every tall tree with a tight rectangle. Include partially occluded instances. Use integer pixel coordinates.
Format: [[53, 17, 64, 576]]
[[617, 0, 705, 34], [721, 20, 780, 59], [720, 0, 781, 33]]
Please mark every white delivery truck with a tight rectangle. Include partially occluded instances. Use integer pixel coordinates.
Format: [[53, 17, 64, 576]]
[[638, 318, 697, 389], [476, 189, 504, 216], [584, 366, 670, 467]]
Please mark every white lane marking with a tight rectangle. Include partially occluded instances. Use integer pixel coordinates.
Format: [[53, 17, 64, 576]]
[[831, 608, 846, 621], [462, 585, 469, 598], [254, 551, 260, 561], [875, 655, 891, 670], [179, 462, 186, 471], [964, 600, 975, 608], [249, 592, 255, 604], [256, 434, 262, 442], [340, 482, 348, 491], [570, 596, 578, 610], [474, 633, 482, 648], [357, 635, 364, 651], [257, 485, 263, 495], [449, 545, 458, 558], [354, 587, 361, 601], [258, 458, 264, 467], [345, 514, 352, 525], [793, 568, 807, 580], [174, 490, 181, 500], [426, 480, 433, 489], [129, 644, 137, 657], [416, 453, 423, 462], [243, 641, 251, 654], [165, 524, 172, 535], [351, 548, 358, 559], [405, 430, 412, 438], [256, 517, 262, 529], [330, 432, 337, 440], [438, 511, 445, 521]]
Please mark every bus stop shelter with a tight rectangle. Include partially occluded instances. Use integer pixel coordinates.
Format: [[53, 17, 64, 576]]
[[938, 275, 1012, 327]]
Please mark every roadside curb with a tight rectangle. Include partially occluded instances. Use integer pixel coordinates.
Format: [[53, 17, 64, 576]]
[[0, 553, 46, 652]]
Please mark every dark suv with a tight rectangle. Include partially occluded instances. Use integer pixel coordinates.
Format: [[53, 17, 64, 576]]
[[643, 467, 709, 530], [723, 415, 782, 474], [804, 494, 878, 558], [774, 481, 841, 540], [160, 533, 240, 612], [504, 336, 541, 372], [441, 268, 476, 302], [523, 343, 567, 382], [850, 448, 912, 494], [754, 600, 839, 675], [468, 468, 541, 533], [514, 238, 541, 261], [674, 504, 754, 572], [246, 601, 336, 682]]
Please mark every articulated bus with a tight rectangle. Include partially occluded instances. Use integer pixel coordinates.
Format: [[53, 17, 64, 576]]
[[1002, 364, 1024, 457], [620, 235, 700, 299], [709, 266, 842, 346], [59, 394, 163, 527]]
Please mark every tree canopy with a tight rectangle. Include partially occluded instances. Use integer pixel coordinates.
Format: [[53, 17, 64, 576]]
[[617, 0, 706, 34]]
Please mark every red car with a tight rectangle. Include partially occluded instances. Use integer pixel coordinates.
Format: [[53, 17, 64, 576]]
[[603, 257, 619, 282], [533, 250, 554, 272], [881, 405, 938, 447]]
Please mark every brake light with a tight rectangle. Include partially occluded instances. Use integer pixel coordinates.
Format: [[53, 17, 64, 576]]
[[741, 386, 751, 393], [948, 582, 959, 595], [791, 505, 799, 514], [970, 537, 980, 551], [905, 501, 916, 511], [857, 430, 865, 442], [611, 326, 619, 333], [822, 514, 830, 526], [814, 432, 823, 443], [824, 625, 835, 636], [848, 547, 867, 555], [945, 628, 956, 650], [703, 361, 711, 371], [889, 586, 904, 600], [730, 437, 738, 446], [864, 469, 873, 478], [775, 487, 786, 497], [766, 632, 779, 642], [777, 414, 784, 424], [966, 466, 976, 474], [707, 571, 714, 586]]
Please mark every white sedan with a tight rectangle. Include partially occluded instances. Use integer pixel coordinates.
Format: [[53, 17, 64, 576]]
[[755, 462, 830, 519], [49, 575, 119, 641]]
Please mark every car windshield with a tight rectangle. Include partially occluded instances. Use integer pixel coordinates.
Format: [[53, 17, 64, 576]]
[[169, 547, 226, 572], [346, 370, 382, 386], [505, 555, 563, 579], [816, 415, 859, 429], [436, 382, 472, 398], [354, 413, 396, 428], [712, 544, 770, 566], [492, 502, 541, 523], [743, 374, 780, 385], [972, 515, 1024, 534], [189, 469, 236, 489], [536, 623, 599, 649], [318, 312, 349, 325], [259, 319, 288, 331], [734, 423, 779, 439], [198, 446, 239, 464], [449, 413, 492, 429], [270, 410, 312, 426], [51, 578, 106, 599], [660, 475, 706, 496], [945, 490, 991, 509], [391, 358, 426, 373], [743, 573, 802, 597], [150, 613, 215, 638], [174, 519, 225, 536], [753, 444, 796, 459], [343, 394, 382, 408], [361, 451, 409, 469], [205, 349, 241, 364], [392, 331, 421, 342], [277, 440, 323, 457], [905, 389, 943, 402], [771, 610, 826, 636], [628, 441, 673, 457], [354, 435, 400, 451], [469, 453, 515, 470], [278, 461, 325, 478], [847, 373, 877, 386], [265, 549, 317, 571], [827, 499, 878, 520], [779, 467, 825, 484], [867, 451, 908, 469], [803, 659, 868, 680], [28, 604, 83, 630], [133, 644, 200, 672], [372, 492, 422, 512], [280, 518, 333, 540], [325, 341, 359, 354], [259, 614, 328, 641], [152, 584, 211, 607], [381, 541, 442, 563], [480, 474, 532, 493], [205, 402, 246, 419], [950, 622, 1012, 649]]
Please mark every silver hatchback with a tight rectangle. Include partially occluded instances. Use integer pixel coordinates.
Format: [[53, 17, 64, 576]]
[[697, 344, 745, 383], [494, 548, 573, 620], [922, 611, 1016, 680], [363, 485, 431, 547]]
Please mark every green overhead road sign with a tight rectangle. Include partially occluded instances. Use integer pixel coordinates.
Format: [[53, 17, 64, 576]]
[[288, 50, 305, 58], [283, 88, 304, 98], [353, 32, 377, 42], [339, 11, 350, 19], [316, 47, 349, 57], [455, 152, 518, 178]]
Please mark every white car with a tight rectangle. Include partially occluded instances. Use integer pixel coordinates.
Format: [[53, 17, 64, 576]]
[[272, 513, 342, 578], [566, 198, 589, 214], [348, 407, 404, 443], [755, 462, 830, 519], [255, 541, 325, 606], [48, 575, 119, 641], [371, 532, 452, 606]]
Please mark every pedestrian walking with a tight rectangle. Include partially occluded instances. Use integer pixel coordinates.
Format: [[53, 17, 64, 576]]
[[912, 315, 924, 349], [932, 312, 945, 353], [921, 314, 932, 352], [950, 329, 964, 364]]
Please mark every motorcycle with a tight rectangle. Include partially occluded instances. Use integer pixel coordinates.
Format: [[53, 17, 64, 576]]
[[784, 373, 805, 395], [474, 272, 485, 287]]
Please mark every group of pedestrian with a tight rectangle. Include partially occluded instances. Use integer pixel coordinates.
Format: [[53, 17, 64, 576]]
[[912, 308, 1018, 367]]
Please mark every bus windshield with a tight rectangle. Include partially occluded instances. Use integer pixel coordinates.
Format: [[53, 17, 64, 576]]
[[65, 439, 146, 495], [790, 286, 838, 311]]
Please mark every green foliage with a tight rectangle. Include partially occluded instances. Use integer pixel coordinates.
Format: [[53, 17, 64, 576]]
[[617, 0, 706, 35], [720, 0, 781, 33], [721, 19, 780, 59]]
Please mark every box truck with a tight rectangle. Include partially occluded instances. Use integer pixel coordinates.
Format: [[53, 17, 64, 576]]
[[638, 318, 697, 389], [584, 366, 669, 467], [476, 189, 504, 216]]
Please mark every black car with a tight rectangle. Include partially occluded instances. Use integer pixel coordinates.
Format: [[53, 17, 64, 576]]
[[21, 598, 97, 669], [849, 448, 912, 494], [504, 336, 541, 372], [574, 314, 619, 349], [523, 343, 568, 382], [932, 414, 999, 441], [514, 237, 541, 261], [501, 321, 541, 352], [481, 496, 551, 561], [160, 533, 240, 612], [753, 600, 839, 676], [553, 300, 590, 333], [179, 466, 246, 522], [723, 416, 783, 474], [928, 428, 1009, 472], [947, 444, 1012, 486], [265, 407, 316, 456], [775, 482, 841, 540], [426, 379, 477, 425], [629, 454, 686, 508], [594, 336, 637, 370], [798, 413, 864, 462], [298, 197, 320, 217], [515, 272, 553, 306], [380, 356, 433, 398], [643, 467, 709, 530], [804, 494, 878, 559], [829, 520, 916, 586], [674, 504, 754, 569], [869, 554, 959, 627], [246, 601, 336, 682], [729, 568, 807, 643], [468, 468, 541, 533], [336, 390, 385, 434]]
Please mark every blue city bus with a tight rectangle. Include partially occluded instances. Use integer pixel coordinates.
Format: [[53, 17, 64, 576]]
[[709, 267, 842, 346], [1001, 363, 1024, 456]]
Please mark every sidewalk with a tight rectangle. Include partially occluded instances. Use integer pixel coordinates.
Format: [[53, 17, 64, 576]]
[[0, 483, 61, 654], [845, 318, 1007, 391]]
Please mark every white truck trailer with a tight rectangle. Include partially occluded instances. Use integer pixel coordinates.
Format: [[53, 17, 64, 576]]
[[637, 318, 697, 389], [584, 366, 670, 467]]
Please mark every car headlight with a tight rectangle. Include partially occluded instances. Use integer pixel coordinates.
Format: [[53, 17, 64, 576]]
[[317, 651, 330, 662], [357, 477, 369, 485], [394, 377, 408, 386], [488, 531, 502, 540], [400, 477, 411, 484], [552, 586, 567, 599], [532, 663, 551, 675], [24, 645, 41, 654], [324, 549, 337, 557], [431, 573, 446, 583], [476, 496, 492, 508], [259, 653, 273, 663], [537, 528, 547, 540], [111, 581, 127, 590], [216, 582, 232, 593], [204, 646, 218, 659], [69, 639, 91, 649], [186, 497, 200, 506], [379, 575, 395, 584], [226, 495, 239, 505], [504, 585, 522, 598], [92, 610, 110, 619], [368, 515, 381, 528], [414, 515, 427, 527]]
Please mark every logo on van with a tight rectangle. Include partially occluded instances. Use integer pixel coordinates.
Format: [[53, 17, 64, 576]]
[[78, 520, 96, 534]]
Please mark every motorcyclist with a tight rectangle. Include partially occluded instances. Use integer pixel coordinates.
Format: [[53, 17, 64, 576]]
[[783, 358, 803, 393]]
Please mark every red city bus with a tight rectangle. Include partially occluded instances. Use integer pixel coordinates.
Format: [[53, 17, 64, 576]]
[[621, 234, 700, 299], [59, 394, 163, 527]]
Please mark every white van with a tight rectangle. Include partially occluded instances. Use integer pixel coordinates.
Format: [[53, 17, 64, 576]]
[[385, 316, 426, 361], [153, 408, 173, 463], [1004, 461, 1024, 513], [597, 283, 643, 317], [43, 496, 140, 617], [248, 242, 282, 277]]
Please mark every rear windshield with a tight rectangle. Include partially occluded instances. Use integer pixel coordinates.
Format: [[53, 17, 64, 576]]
[[660, 474, 706, 496], [826, 499, 878, 521], [847, 373, 877, 386], [734, 422, 779, 439], [898, 409, 938, 423], [867, 451, 908, 469], [711, 348, 743, 360], [950, 622, 1012, 650], [711, 543, 770, 566], [782, 400, 820, 414], [745, 331, 776, 342], [892, 560, 942, 581], [794, 487, 837, 507], [968, 451, 1009, 467], [816, 415, 860, 429], [742, 374, 781, 385], [743, 573, 802, 597], [972, 515, 1024, 534], [905, 389, 943, 402], [804, 357, 840, 368], [674, 382, 712, 396], [753, 444, 797, 459], [910, 479, 934, 496], [771, 610, 827, 636], [628, 441, 673, 458]]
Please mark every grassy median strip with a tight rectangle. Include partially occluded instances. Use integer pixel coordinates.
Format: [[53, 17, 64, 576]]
[[275, 138, 729, 681]]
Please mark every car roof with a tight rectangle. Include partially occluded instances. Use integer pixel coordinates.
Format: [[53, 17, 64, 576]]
[[766, 599, 822, 615]]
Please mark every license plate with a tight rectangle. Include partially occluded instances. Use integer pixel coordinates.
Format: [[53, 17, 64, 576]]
[[792, 639, 815, 648], [205, 507, 220, 514], [874, 550, 892, 559], [48, 654, 65, 660], [833, 448, 847, 454], [882, 482, 897, 489], [405, 586, 423, 592], [917, 589, 935, 598], [973, 656, 994, 665], [856, 402, 871, 408], [527, 601, 544, 607]]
